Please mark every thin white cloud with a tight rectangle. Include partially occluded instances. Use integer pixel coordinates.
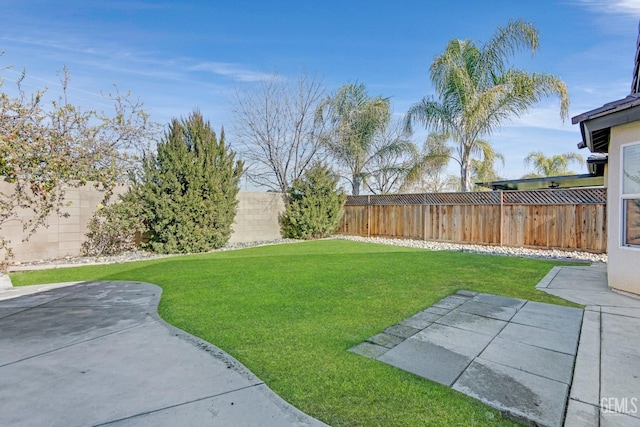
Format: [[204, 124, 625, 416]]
[[504, 104, 575, 132], [189, 62, 276, 82], [573, 0, 640, 16]]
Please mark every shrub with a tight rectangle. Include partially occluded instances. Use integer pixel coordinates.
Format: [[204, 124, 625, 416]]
[[136, 111, 244, 253], [280, 163, 346, 239], [81, 193, 146, 256]]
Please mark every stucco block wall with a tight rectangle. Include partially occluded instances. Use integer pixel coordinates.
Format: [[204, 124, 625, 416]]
[[0, 186, 284, 263], [230, 191, 285, 243], [608, 122, 640, 295], [0, 182, 128, 263]]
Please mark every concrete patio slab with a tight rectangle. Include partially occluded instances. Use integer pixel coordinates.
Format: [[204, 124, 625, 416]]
[[420, 306, 450, 315], [456, 300, 517, 321], [351, 290, 583, 426], [348, 342, 389, 359], [497, 321, 579, 355], [411, 323, 494, 358], [383, 323, 420, 339], [109, 384, 317, 427], [366, 332, 404, 348], [569, 309, 600, 407], [471, 293, 527, 309], [434, 310, 507, 336], [431, 295, 469, 310], [538, 263, 640, 425], [479, 337, 575, 384], [0, 307, 26, 320], [0, 281, 325, 427], [564, 400, 599, 427], [378, 338, 471, 386], [453, 358, 568, 427], [601, 411, 640, 426], [544, 288, 640, 307], [600, 313, 640, 419], [0, 305, 153, 365], [510, 303, 582, 336], [546, 267, 608, 290], [399, 310, 442, 329]]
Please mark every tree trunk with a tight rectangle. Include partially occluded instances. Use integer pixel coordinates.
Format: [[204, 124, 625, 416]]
[[460, 147, 472, 192], [352, 175, 361, 196]]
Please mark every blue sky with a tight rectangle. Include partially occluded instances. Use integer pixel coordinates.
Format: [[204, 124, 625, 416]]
[[2, 0, 640, 185]]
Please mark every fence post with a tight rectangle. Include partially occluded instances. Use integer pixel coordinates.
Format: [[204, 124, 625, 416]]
[[499, 190, 504, 247], [423, 193, 427, 241], [367, 195, 371, 238]]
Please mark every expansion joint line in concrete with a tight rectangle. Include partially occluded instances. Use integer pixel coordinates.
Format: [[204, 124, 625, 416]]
[[0, 318, 154, 369], [91, 383, 266, 427]]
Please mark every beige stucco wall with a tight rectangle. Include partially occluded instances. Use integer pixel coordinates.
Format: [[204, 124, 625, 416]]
[[229, 191, 285, 243], [0, 182, 129, 263], [608, 121, 640, 295], [0, 185, 284, 263]]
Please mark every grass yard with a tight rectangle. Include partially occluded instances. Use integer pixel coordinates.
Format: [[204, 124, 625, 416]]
[[11, 240, 580, 426]]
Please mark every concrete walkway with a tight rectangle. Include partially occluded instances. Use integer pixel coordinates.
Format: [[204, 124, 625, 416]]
[[537, 263, 640, 426], [0, 281, 325, 427], [350, 291, 583, 427], [351, 262, 640, 427]]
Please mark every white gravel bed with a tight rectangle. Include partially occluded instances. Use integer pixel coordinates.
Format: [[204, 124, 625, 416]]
[[8, 239, 300, 271], [8, 235, 605, 272], [334, 235, 607, 264]]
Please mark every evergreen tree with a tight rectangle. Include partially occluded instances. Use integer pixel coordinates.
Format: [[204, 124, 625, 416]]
[[137, 111, 243, 253], [280, 163, 346, 239]]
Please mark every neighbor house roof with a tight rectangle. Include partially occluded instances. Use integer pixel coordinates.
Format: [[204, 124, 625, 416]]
[[572, 22, 640, 153], [477, 174, 604, 191]]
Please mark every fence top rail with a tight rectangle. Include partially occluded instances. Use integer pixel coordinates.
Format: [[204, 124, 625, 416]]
[[344, 188, 607, 206]]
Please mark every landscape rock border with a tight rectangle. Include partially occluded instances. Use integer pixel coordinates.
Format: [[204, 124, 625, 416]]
[[334, 235, 607, 264], [8, 235, 605, 274]]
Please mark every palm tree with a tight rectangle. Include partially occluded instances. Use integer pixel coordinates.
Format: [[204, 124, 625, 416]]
[[523, 151, 584, 177], [316, 83, 410, 195], [405, 18, 569, 192], [471, 141, 505, 191]]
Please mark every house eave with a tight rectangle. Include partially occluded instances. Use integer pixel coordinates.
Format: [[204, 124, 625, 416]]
[[573, 102, 640, 153]]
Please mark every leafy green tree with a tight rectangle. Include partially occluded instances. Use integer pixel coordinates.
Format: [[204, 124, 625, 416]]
[[316, 83, 411, 195], [81, 192, 146, 256], [522, 151, 584, 178], [406, 18, 569, 192], [136, 111, 244, 253], [279, 163, 346, 239]]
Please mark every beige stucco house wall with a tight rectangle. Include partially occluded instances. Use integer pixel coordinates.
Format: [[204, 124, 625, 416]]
[[608, 122, 640, 295], [572, 25, 640, 296]]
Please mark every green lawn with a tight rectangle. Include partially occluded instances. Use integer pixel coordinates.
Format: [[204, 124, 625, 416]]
[[11, 240, 580, 426]]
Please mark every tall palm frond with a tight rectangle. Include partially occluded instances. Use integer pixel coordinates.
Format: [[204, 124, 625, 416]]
[[406, 19, 569, 191]]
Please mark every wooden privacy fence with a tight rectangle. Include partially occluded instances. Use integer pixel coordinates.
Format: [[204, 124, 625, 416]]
[[336, 188, 607, 253]]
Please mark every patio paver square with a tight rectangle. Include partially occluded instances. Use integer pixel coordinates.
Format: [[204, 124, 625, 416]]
[[435, 310, 508, 336], [453, 358, 569, 427], [378, 338, 471, 386], [497, 322, 579, 355], [479, 337, 575, 384], [411, 323, 494, 358], [457, 300, 517, 321]]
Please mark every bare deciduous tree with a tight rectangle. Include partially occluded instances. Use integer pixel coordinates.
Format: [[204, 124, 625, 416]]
[[232, 73, 325, 193]]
